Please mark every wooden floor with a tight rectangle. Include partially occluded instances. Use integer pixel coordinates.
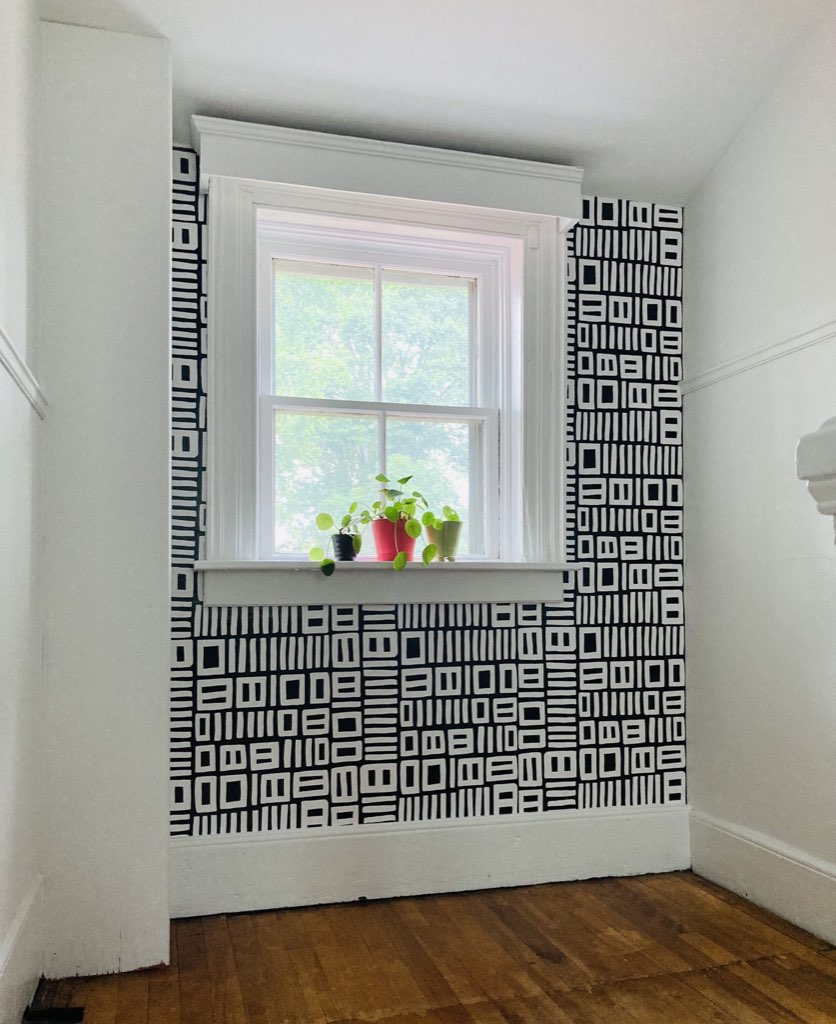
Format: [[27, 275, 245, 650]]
[[35, 872, 836, 1023]]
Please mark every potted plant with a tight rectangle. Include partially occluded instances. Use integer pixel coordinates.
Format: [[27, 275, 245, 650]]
[[360, 474, 437, 570], [308, 503, 363, 576], [422, 505, 463, 562]]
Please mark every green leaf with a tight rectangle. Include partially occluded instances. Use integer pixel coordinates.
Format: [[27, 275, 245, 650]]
[[443, 506, 460, 521], [433, 517, 444, 531], [308, 546, 325, 562], [422, 544, 437, 565], [421, 511, 434, 526], [375, 473, 389, 483], [340, 514, 351, 528], [352, 533, 362, 554], [397, 476, 413, 485], [385, 489, 403, 499], [348, 501, 358, 514], [405, 519, 422, 539], [392, 551, 408, 571], [384, 507, 399, 523], [320, 559, 336, 577], [316, 512, 334, 531]]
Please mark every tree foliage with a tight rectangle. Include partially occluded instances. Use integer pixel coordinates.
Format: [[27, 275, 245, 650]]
[[272, 266, 475, 554]]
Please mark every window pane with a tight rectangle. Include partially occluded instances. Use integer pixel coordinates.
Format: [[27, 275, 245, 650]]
[[386, 417, 482, 556], [274, 260, 375, 401], [381, 271, 472, 406], [273, 410, 378, 554]]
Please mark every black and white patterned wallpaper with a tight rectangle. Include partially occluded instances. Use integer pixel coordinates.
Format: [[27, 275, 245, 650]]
[[170, 149, 685, 837]]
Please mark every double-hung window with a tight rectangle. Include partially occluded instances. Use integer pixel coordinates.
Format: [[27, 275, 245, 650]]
[[196, 118, 581, 603], [257, 212, 510, 561]]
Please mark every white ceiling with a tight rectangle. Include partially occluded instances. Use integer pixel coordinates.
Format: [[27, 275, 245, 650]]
[[39, 0, 829, 202]]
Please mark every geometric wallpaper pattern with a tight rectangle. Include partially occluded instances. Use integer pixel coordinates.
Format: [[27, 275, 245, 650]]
[[170, 148, 685, 837]]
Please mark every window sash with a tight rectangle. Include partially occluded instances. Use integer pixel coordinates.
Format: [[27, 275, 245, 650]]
[[257, 236, 494, 410], [257, 395, 498, 560]]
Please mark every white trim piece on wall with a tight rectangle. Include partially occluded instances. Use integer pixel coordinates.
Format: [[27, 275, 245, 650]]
[[0, 876, 43, 1024], [170, 805, 690, 918], [690, 810, 836, 945], [205, 177, 570, 576], [191, 116, 584, 220], [681, 316, 836, 394], [0, 323, 46, 418]]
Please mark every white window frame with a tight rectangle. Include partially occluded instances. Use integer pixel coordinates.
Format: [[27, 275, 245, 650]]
[[192, 118, 581, 604], [255, 211, 514, 561]]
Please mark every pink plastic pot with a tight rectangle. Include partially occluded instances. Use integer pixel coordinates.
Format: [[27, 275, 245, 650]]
[[371, 518, 416, 563]]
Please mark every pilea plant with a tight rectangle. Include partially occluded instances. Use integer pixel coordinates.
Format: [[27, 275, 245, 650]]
[[421, 504, 461, 531], [308, 502, 363, 576], [422, 504, 463, 562], [309, 476, 459, 575], [359, 474, 437, 570]]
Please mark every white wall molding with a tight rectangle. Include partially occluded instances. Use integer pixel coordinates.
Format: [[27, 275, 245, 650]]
[[0, 323, 46, 418], [682, 317, 836, 395], [197, 559, 577, 606], [170, 805, 690, 918], [39, 22, 171, 979], [191, 116, 583, 220], [0, 876, 43, 1024], [690, 811, 836, 945]]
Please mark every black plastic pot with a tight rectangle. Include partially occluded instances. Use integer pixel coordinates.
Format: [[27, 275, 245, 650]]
[[331, 533, 357, 561]]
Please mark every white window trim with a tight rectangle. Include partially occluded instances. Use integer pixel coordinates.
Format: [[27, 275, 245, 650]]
[[255, 210, 515, 561], [195, 119, 582, 604]]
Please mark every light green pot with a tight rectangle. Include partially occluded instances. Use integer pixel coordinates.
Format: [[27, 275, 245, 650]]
[[425, 521, 463, 561]]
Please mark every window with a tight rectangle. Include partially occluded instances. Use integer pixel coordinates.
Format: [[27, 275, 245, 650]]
[[195, 118, 580, 603], [256, 210, 516, 561]]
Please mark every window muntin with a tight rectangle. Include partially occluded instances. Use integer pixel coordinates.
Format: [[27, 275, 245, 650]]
[[257, 223, 502, 561]]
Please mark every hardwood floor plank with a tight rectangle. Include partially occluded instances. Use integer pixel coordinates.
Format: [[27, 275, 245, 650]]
[[366, 899, 476, 1020], [686, 874, 831, 953], [73, 974, 118, 1024], [114, 967, 150, 1024], [745, 956, 836, 1021], [225, 913, 278, 1024], [637, 873, 804, 961]]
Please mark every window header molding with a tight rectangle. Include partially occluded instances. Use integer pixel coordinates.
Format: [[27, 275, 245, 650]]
[[190, 115, 584, 221]]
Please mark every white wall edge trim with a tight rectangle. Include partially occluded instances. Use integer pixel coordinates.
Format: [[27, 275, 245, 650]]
[[690, 810, 836, 883], [0, 323, 47, 418], [190, 116, 583, 220], [191, 115, 585, 185], [0, 876, 43, 1024], [170, 804, 691, 918], [690, 810, 836, 945], [681, 317, 836, 395], [197, 560, 578, 606]]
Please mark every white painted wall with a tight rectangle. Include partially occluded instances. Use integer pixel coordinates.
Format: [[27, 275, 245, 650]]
[[0, 1, 45, 1019], [685, 2, 836, 941], [38, 23, 172, 978]]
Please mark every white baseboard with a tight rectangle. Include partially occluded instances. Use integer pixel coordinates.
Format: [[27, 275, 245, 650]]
[[171, 805, 691, 918], [0, 877, 43, 1024], [690, 811, 836, 945]]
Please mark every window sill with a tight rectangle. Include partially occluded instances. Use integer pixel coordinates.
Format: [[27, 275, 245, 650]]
[[195, 559, 579, 607]]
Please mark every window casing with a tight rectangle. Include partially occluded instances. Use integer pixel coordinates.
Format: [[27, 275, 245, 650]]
[[203, 173, 572, 601]]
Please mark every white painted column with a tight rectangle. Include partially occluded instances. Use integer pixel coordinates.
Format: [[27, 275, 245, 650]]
[[39, 22, 171, 977]]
